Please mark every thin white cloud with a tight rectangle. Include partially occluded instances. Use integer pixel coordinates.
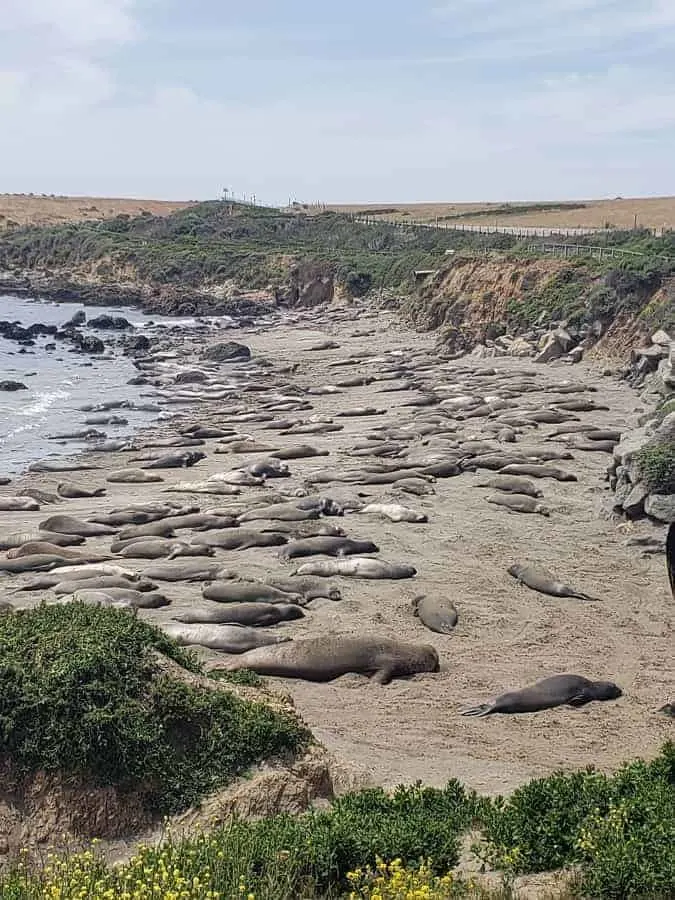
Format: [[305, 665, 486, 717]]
[[1, 0, 139, 45]]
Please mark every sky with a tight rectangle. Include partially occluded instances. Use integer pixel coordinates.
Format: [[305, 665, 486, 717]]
[[1, 0, 674, 204]]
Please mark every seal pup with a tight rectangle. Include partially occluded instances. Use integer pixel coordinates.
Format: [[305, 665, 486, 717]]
[[160, 622, 291, 653], [462, 674, 622, 716], [173, 602, 304, 627], [359, 503, 428, 523], [292, 557, 416, 579], [412, 595, 458, 634], [508, 564, 600, 601], [57, 481, 107, 499], [486, 493, 550, 516], [207, 635, 440, 683]]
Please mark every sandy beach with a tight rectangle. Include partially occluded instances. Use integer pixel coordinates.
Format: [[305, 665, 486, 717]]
[[1, 304, 672, 798]]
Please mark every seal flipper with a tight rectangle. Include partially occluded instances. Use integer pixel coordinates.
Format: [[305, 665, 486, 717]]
[[567, 589, 602, 602], [371, 666, 395, 685], [566, 692, 592, 708], [667, 522, 675, 599], [461, 703, 495, 717]]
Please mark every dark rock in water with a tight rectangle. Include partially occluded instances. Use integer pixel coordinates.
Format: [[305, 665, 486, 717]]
[[126, 334, 151, 353], [28, 323, 59, 338], [45, 343, 56, 351], [69, 332, 105, 354], [175, 370, 207, 384], [88, 314, 132, 330], [64, 310, 86, 328], [202, 341, 251, 363], [0, 380, 28, 391]]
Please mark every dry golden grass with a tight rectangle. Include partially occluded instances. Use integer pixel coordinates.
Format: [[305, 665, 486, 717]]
[[0, 193, 196, 229], [324, 197, 675, 231]]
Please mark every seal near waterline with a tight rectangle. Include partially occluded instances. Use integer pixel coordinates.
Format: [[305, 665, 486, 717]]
[[172, 602, 304, 627], [116, 540, 215, 560], [206, 635, 440, 683], [141, 450, 206, 470], [56, 481, 107, 499], [498, 464, 578, 482], [264, 576, 342, 601], [0, 497, 40, 512], [270, 445, 329, 461], [28, 461, 101, 473], [190, 529, 288, 551], [160, 622, 292, 653], [412, 595, 458, 635], [473, 476, 543, 498], [292, 557, 416, 580], [486, 493, 550, 516], [107, 469, 165, 484], [461, 674, 623, 717], [279, 536, 379, 561], [38, 515, 118, 537], [508, 564, 601, 602], [203, 580, 305, 605], [359, 502, 428, 523]]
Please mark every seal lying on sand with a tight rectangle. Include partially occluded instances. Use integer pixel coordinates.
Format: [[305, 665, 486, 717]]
[[474, 476, 543, 498], [203, 580, 304, 605], [161, 622, 291, 653], [207, 635, 440, 683], [0, 497, 40, 511], [279, 537, 379, 561], [486, 493, 550, 516], [264, 576, 342, 601], [57, 481, 106, 499], [412, 595, 458, 634], [173, 602, 304, 626], [39, 516, 117, 537], [462, 674, 622, 716], [0, 531, 85, 550], [292, 557, 416, 579], [359, 503, 428, 523], [107, 469, 165, 484], [508, 564, 600, 601]]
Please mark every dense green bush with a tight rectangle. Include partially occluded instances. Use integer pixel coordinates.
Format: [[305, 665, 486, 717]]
[[0, 603, 309, 814], [635, 444, 675, 494]]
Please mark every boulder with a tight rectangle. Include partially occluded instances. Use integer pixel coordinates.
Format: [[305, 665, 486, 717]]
[[644, 493, 675, 523], [175, 371, 208, 384], [88, 315, 132, 330], [535, 333, 565, 364], [508, 337, 534, 357], [651, 329, 672, 347], [0, 380, 28, 391], [622, 481, 650, 518], [202, 341, 251, 363]]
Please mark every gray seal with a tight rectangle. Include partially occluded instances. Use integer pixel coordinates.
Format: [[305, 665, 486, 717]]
[[486, 493, 550, 516], [279, 537, 379, 561], [139, 561, 232, 582], [270, 445, 329, 460], [207, 635, 440, 683], [461, 674, 622, 716], [190, 530, 288, 550], [172, 602, 304, 626], [107, 469, 165, 484], [161, 622, 291, 653], [203, 581, 304, 605], [498, 464, 577, 482], [412, 595, 458, 634], [508, 564, 600, 601], [264, 576, 342, 601], [142, 450, 205, 469], [474, 476, 543, 498], [39, 515, 118, 537], [292, 557, 416, 579], [56, 481, 107, 499], [117, 540, 215, 560]]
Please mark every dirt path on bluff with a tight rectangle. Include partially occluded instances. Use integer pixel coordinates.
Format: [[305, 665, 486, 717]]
[[1, 307, 672, 796]]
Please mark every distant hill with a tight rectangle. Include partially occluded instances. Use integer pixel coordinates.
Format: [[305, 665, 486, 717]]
[[0, 193, 195, 230]]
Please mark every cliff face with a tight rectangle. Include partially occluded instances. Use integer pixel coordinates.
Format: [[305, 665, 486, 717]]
[[402, 254, 674, 360]]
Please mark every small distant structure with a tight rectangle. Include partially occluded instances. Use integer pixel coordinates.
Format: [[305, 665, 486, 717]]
[[413, 269, 438, 283]]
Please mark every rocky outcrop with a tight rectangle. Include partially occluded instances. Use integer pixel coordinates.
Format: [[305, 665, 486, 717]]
[[201, 341, 251, 363], [609, 410, 675, 523], [0, 380, 28, 391]]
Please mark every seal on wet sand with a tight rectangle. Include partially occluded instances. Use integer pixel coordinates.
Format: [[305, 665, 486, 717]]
[[486, 493, 550, 516], [508, 564, 600, 601], [412, 595, 458, 634], [173, 602, 304, 626], [461, 674, 622, 716], [206, 635, 440, 683], [292, 557, 416, 579], [161, 622, 291, 653], [56, 481, 107, 499]]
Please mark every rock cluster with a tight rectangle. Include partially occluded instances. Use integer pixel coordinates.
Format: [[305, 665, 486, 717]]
[[624, 329, 675, 395], [462, 320, 601, 364]]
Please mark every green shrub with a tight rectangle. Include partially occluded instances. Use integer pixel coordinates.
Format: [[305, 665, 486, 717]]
[[0, 604, 309, 814], [635, 444, 675, 494]]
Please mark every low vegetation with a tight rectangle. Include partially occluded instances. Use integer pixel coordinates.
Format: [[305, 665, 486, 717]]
[[0, 603, 310, 815], [635, 444, 675, 494]]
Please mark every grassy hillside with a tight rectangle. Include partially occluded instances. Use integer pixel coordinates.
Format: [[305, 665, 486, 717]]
[[0, 193, 194, 230]]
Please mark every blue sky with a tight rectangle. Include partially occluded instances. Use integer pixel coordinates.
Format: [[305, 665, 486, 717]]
[[1, 0, 674, 203]]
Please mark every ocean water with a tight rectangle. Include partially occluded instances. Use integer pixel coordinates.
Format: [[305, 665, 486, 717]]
[[0, 295, 231, 477]]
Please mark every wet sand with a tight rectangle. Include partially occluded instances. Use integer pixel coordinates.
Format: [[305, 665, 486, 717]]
[[1, 307, 672, 796]]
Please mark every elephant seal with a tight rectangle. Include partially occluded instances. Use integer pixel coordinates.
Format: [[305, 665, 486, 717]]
[[19, 488, 61, 505], [161, 622, 291, 653], [208, 471, 264, 487], [56, 481, 107, 499], [0, 554, 78, 574], [225, 440, 279, 454], [568, 439, 618, 453], [474, 476, 543, 498], [39, 515, 118, 537], [0, 531, 85, 550], [522, 410, 579, 424], [238, 502, 321, 523], [208, 635, 440, 683], [508, 564, 600, 601], [659, 703, 675, 718], [412, 595, 458, 634], [46, 562, 138, 579], [359, 503, 427, 523], [279, 537, 379, 561], [335, 407, 386, 418], [117, 540, 215, 560], [142, 450, 205, 469], [190, 530, 287, 550], [486, 493, 550, 516], [247, 459, 290, 478], [461, 674, 622, 716], [139, 561, 233, 582], [53, 592, 132, 609], [28, 461, 100, 473], [6, 543, 109, 562], [292, 557, 416, 579], [165, 480, 241, 495], [53, 576, 156, 595], [0, 497, 40, 512], [83, 588, 170, 608], [160, 513, 239, 532], [264, 576, 342, 601], [118, 521, 177, 541], [203, 581, 304, 605], [270, 445, 329, 460], [173, 602, 304, 626], [498, 464, 577, 482], [107, 469, 164, 484]]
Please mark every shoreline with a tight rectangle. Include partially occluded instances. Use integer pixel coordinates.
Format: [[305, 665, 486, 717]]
[[0, 302, 672, 798]]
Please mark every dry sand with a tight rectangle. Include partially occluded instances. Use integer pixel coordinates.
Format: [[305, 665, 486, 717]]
[[1, 309, 672, 797]]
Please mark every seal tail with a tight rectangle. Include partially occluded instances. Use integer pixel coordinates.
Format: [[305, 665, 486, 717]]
[[667, 522, 675, 600], [568, 590, 602, 602], [460, 703, 495, 717]]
